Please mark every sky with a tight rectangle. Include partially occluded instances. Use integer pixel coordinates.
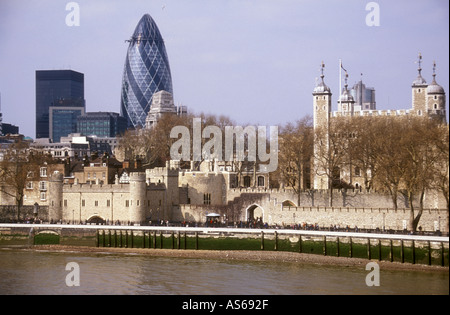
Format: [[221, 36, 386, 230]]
[[0, 0, 448, 138]]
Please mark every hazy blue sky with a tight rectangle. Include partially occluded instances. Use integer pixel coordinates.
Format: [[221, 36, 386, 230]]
[[0, 0, 448, 138]]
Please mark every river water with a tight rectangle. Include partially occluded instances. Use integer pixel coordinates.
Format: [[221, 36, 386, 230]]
[[0, 248, 448, 295]]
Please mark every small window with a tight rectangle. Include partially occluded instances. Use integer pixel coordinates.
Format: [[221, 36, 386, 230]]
[[40, 192, 46, 200], [257, 176, 265, 187], [64, 200, 68, 207], [82, 200, 85, 207], [107, 200, 111, 207], [40, 167, 47, 177], [355, 167, 361, 177], [94, 200, 98, 207], [434, 104, 438, 109], [39, 181, 47, 191], [203, 193, 211, 205]]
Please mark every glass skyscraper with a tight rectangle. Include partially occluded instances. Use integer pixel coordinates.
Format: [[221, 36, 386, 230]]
[[36, 70, 85, 139], [77, 112, 127, 138], [350, 80, 376, 111], [120, 14, 173, 128], [49, 102, 84, 143]]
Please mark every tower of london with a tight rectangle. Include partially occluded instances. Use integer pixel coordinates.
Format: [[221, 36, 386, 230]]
[[313, 54, 446, 190]]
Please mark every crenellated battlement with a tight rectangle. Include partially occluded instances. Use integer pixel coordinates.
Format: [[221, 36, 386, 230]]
[[63, 183, 129, 193], [331, 109, 411, 118]]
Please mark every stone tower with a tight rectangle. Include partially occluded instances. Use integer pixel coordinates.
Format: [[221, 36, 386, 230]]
[[129, 172, 147, 225], [313, 62, 332, 190], [337, 72, 355, 115], [145, 161, 180, 221], [48, 172, 63, 222], [426, 61, 447, 122], [313, 62, 332, 129], [412, 53, 428, 116]]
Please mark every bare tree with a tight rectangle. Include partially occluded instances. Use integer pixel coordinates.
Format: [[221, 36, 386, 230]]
[[117, 113, 193, 167], [370, 116, 409, 210], [277, 116, 313, 205], [369, 115, 446, 231], [346, 116, 379, 191], [432, 124, 449, 212], [0, 141, 49, 221], [399, 117, 446, 231], [313, 118, 350, 206]]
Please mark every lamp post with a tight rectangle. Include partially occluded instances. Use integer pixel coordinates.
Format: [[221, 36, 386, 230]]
[[33, 203, 39, 223]]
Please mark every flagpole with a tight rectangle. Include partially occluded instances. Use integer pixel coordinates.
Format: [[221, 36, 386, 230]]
[[339, 59, 342, 95], [339, 59, 342, 105]]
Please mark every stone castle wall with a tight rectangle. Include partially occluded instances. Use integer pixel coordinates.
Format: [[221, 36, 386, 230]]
[[178, 171, 228, 206], [1, 169, 448, 233], [271, 206, 448, 232], [176, 204, 448, 232], [225, 187, 447, 209]]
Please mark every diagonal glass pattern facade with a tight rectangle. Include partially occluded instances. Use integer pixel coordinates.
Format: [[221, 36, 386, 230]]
[[120, 14, 173, 128]]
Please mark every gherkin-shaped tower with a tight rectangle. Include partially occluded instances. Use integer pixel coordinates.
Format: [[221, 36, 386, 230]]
[[120, 14, 173, 128]]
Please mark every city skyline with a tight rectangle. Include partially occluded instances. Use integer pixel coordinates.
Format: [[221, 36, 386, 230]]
[[0, 0, 448, 138]]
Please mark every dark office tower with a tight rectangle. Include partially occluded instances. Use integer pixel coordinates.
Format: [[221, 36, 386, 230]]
[[77, 112, 128, 137], [120, 14, 173, 128], [36, 70, 85, 139]]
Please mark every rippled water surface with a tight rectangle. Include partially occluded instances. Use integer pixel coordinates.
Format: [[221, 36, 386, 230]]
[[0, 248, 448, 295]]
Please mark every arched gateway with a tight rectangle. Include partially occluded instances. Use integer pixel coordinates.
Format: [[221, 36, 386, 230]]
[[245, 204, 265, 222], [87, 216, 106, 225]]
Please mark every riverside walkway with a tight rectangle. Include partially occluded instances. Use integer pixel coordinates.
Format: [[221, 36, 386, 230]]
[[1, 223, 448, 266], [0, 223, 448, 242]]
